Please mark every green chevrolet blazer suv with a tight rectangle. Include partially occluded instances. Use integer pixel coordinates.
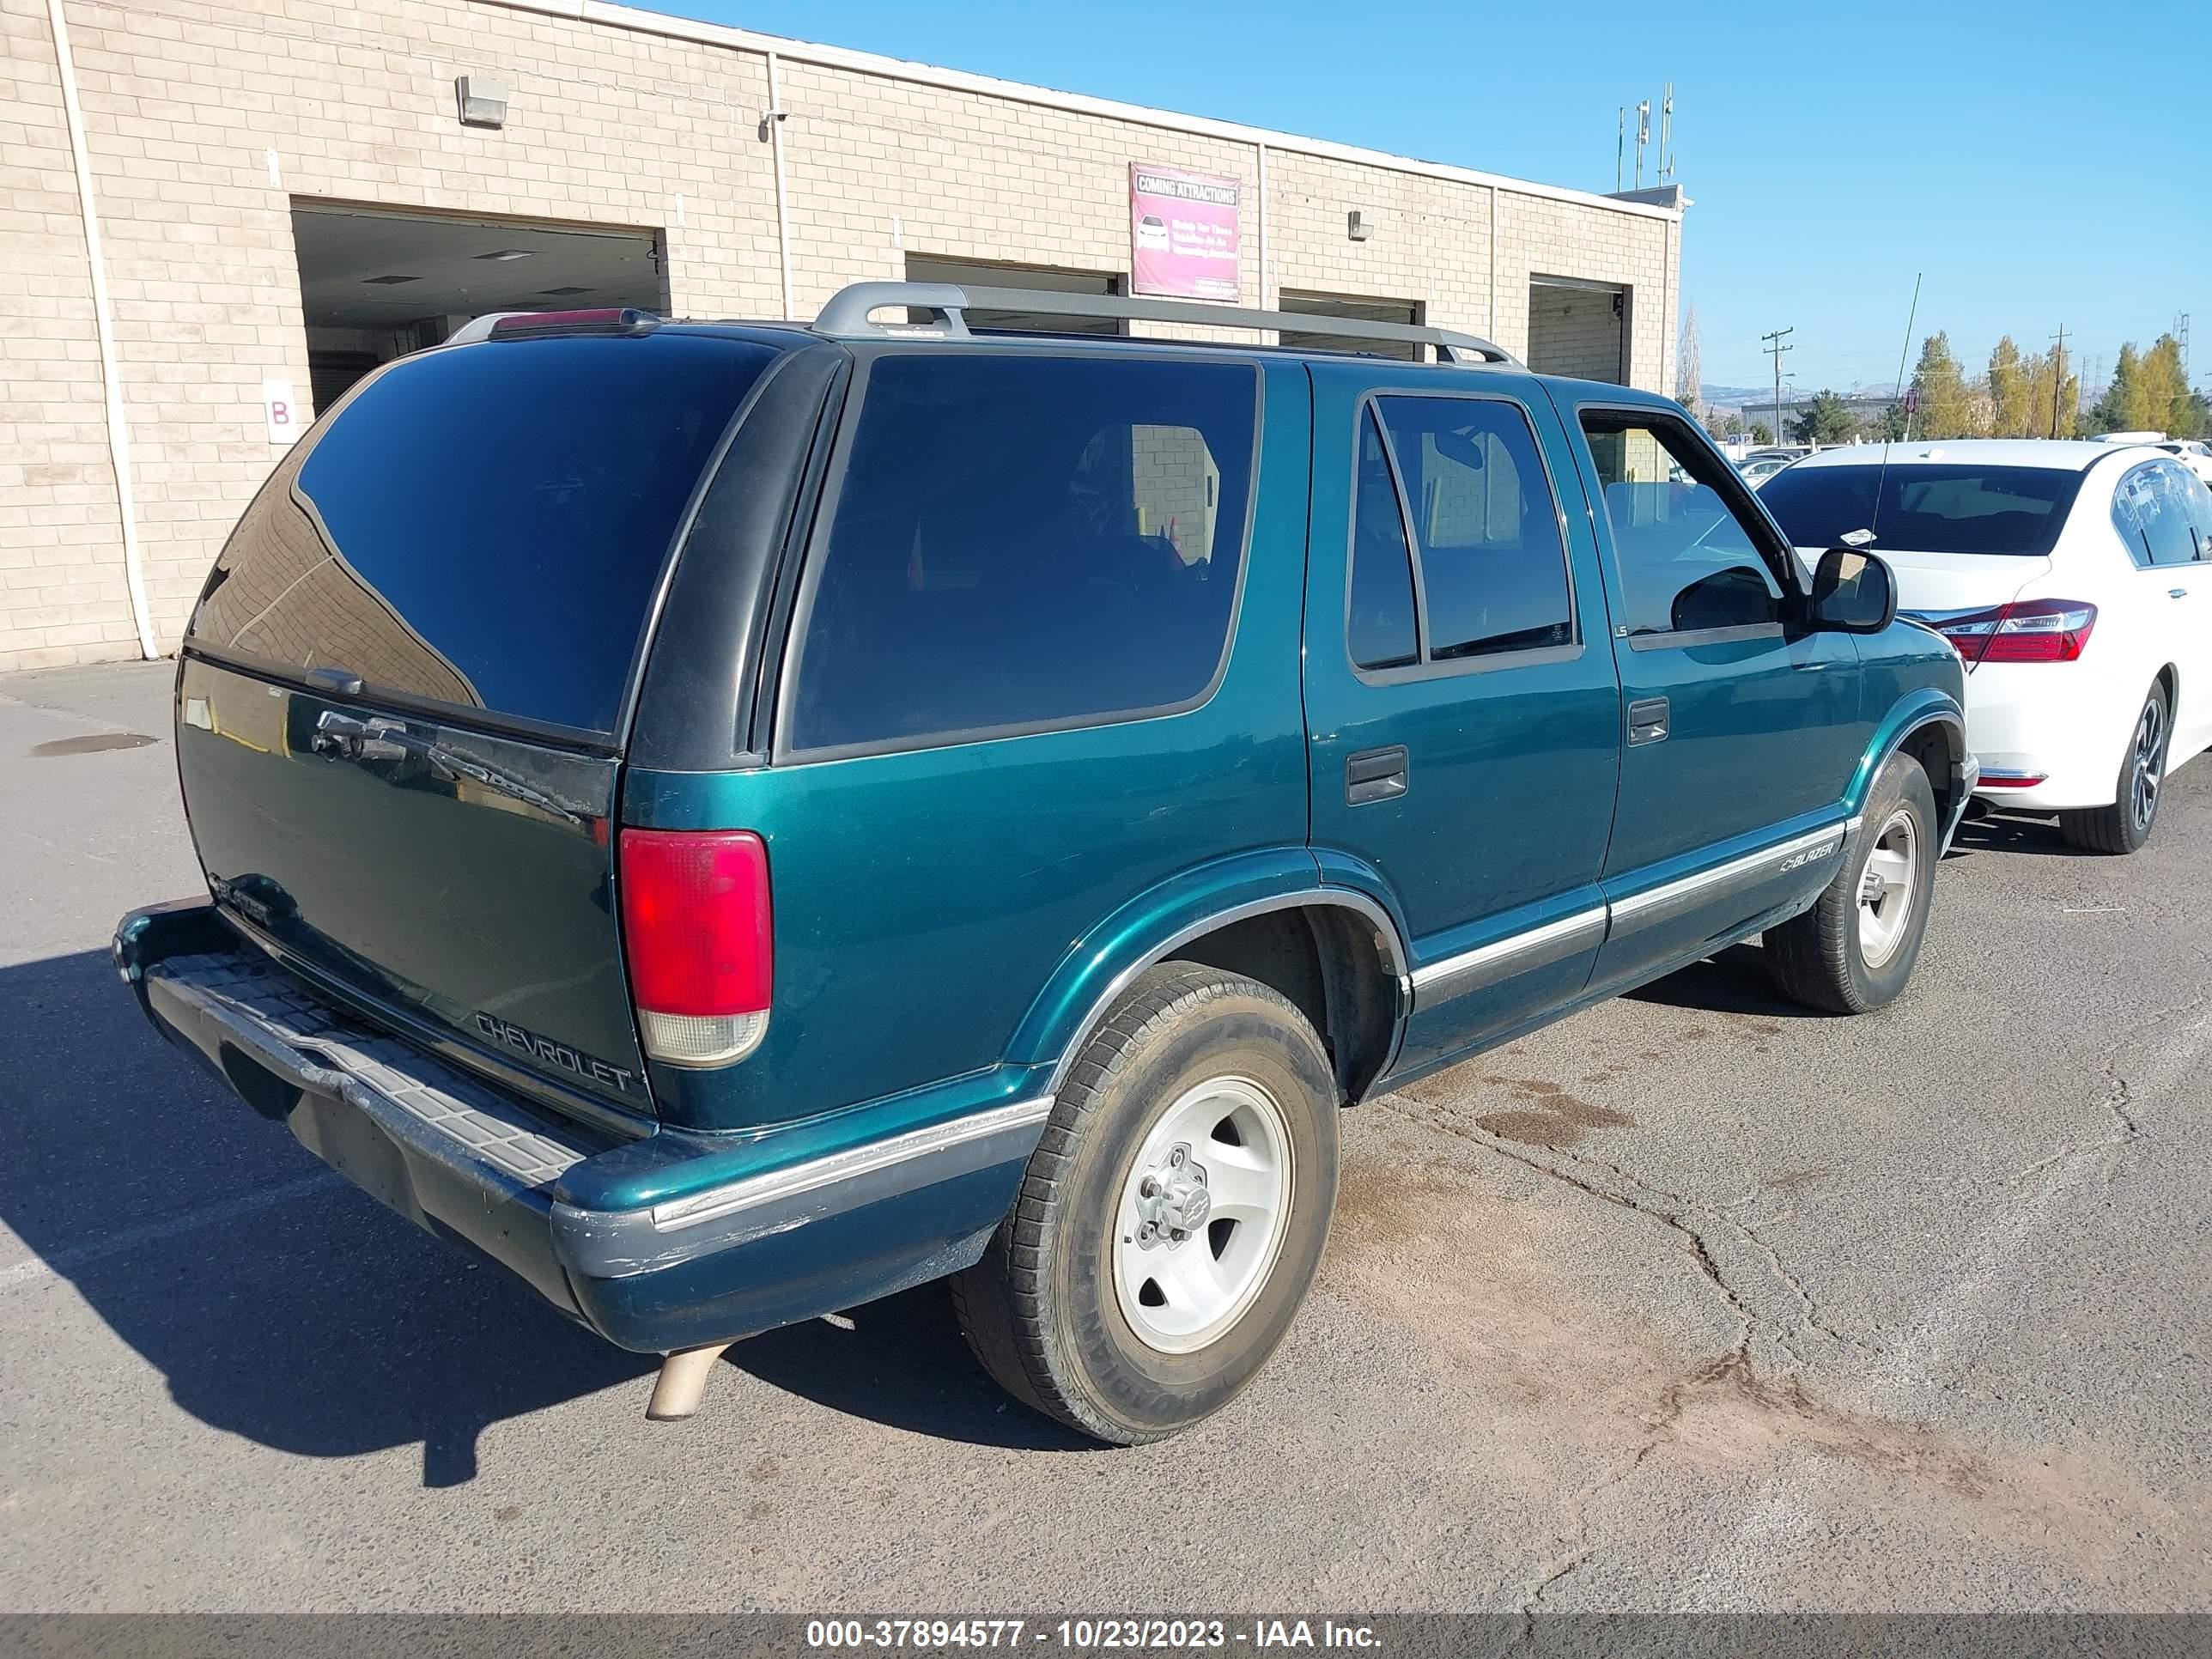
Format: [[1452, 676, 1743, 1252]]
[[116, 283, 1973, 1443]]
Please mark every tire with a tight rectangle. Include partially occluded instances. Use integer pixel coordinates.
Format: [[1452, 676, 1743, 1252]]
[[1765, 752, 1939, 1015], [2058, 682, 2170, 855], [951, 963, 1339, 1445]]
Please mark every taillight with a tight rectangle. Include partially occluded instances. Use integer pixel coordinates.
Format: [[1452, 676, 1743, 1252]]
[[1935, 599, 2097, 665], [618, 829, 771, 1067], [489, 307, 660, 338]]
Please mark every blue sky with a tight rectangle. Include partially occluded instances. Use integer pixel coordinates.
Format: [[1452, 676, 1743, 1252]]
[[666, 0, 2206, 395]]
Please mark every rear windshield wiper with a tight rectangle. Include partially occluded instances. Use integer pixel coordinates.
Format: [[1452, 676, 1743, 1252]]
[[313, 711, 593, 830]]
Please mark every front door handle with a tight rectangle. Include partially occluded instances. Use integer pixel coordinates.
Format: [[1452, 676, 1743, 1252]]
[[1627, 696, 1671, 746], [1346, 745, 1408, 805], [2170, 587, 2189, 599]]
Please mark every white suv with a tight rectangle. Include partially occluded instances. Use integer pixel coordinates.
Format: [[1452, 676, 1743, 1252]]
[[1759, 440, 2212, 853]]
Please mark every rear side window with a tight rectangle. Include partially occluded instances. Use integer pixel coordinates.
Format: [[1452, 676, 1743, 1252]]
[[2113, 462, 2204, 568], [785, 353, 1257, 755], [1759, 463, 2083, 557], [187, 334, 775, 735]]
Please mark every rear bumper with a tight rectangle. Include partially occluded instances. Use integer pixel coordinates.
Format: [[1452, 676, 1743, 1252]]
[[114, 902, 1044, 1353], [1961, 661, 2134, 811]]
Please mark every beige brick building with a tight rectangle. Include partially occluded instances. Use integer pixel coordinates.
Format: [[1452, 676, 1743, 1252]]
[[1, 0, 1685, 672]]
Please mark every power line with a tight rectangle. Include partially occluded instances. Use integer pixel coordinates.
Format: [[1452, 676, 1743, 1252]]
[[2049, 325, 2067, 439], [1761, 326, 1795, 441]]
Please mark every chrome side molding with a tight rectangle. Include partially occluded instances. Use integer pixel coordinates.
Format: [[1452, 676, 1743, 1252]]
[[1409, 818, 1862, 1012]]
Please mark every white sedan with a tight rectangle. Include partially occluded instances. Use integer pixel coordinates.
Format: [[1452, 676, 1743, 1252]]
[[1759, 440, 2212, 853], [2158, 439, 2212, 489]]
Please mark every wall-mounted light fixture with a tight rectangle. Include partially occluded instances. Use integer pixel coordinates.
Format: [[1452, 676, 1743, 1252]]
[[1347, 210, 1372, 242], [758, 107, 788, 143], [456, 76, 507, 129]]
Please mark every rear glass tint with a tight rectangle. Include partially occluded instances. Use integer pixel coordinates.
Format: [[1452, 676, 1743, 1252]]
[[785, 353, 1257, 755], [187, 333, 776, 735], [1757, 463, 2085, 556]]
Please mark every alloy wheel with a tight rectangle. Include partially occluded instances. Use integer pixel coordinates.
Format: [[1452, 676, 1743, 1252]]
[[2129, 698, 2165, 834]]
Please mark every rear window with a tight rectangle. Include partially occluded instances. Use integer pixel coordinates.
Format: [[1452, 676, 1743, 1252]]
[[1757, 463, 2085, 556], [785, 352, 1257, 756], [187, 333, 776, 735]]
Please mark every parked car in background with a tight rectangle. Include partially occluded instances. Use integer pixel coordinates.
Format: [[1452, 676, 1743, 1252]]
[[1759, 440, 2212, 853], [2155, 439, 2212, 489], [1741, 453, 1798, 486], [115, 284, 1970, 1446]]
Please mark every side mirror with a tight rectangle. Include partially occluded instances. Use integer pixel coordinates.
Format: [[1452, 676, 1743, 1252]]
[[1670, 565, 1778, 633], [1808, 545, 1897, 634]]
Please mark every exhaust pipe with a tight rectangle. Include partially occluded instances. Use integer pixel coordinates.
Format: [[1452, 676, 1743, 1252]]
[[646, 1342, 732, 1422]]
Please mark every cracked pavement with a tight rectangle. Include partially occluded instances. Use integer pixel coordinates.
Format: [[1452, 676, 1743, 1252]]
[[2, 661, 2208, 1612]]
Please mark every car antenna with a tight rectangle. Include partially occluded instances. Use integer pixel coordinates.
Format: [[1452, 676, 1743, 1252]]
[[1863, 272, 1923, 548]]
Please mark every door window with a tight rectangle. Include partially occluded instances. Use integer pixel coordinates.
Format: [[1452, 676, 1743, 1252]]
[[1580, 412, 1789, 638], [1344, 394, 1574, 673], [1347, 407, 1419, 669], [1374, 397, 1574, 660]]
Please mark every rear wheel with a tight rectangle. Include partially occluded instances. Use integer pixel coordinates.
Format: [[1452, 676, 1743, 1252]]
[[2059, 683, 2169, 855], [951, 963, 1339, 1445], [1766, 753, 1938, 1014]]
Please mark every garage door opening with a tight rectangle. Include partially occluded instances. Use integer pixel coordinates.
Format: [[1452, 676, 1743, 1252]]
[[1277, 289, 1424, 362], [904, 255, 1126, 335], [291, 203, 666, 413], [1527, 276, 1629, 384]]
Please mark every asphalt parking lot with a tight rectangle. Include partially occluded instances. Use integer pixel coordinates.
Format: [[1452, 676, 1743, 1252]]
[[2, 659, 2206, 1613]]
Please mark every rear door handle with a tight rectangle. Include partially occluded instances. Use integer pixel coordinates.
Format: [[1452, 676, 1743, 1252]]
[[2170, 587, 2190, 599], [1346, 745, 1408, 805], [1627, 696, 1670, 746]]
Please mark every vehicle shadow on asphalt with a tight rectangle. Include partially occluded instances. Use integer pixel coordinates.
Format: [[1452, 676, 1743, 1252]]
[[721, 1287, 1098, 1453], [0, 948, 653, 1488], [0, 949, 1091, 1483], [1948, 811, 2101, 859], [1622, 941, 1826, 1019]]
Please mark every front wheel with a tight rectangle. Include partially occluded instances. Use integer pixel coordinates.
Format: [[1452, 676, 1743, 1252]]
[[951, 963, 1339, 1445], [2058, 683, 2169, 855], [1765, 752, 1939, 1014]]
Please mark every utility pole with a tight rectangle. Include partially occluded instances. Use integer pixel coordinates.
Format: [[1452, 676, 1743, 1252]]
[[1761, 326, 1794, 444], [2177, 313, 2191, 384], [1634, 100, 1650, 188], [1616, 106, 1625, 192], [2049, 324, 2067, 439]]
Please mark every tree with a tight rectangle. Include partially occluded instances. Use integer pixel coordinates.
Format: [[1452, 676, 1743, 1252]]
[[1988, 337, 2032, 437], [1747, 421, 1774, 446], [2141, 335, 2188, 433], [2175, 387, 2211, 441], [2023, 348, 2079, 438], [1915, 335, 1976, 437], [1675, 305, 1702, 419], [1715, 410, 1745, 439], [1910, 332, 1975, 439], [2086, 343, 2147, 434], [1872, 402, 1910, 442], [1790, 389, 1857, 446]]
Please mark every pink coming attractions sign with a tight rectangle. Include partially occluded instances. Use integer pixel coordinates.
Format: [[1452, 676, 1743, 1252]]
[[1129, 164, 1242, 301]]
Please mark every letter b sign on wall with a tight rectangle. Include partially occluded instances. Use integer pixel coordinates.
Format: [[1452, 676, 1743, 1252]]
[[262, 378, 301, 447]]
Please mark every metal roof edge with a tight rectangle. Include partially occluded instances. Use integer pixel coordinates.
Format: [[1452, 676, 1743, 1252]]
[[480, 0, 1682, 224]]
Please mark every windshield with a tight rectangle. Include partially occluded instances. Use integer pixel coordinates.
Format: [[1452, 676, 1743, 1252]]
[[188, 332, 777, 736], [1757, 463, 2087, 556]]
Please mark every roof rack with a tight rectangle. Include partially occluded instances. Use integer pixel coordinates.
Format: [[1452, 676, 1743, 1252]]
[[811, 282, 1518, 367]]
